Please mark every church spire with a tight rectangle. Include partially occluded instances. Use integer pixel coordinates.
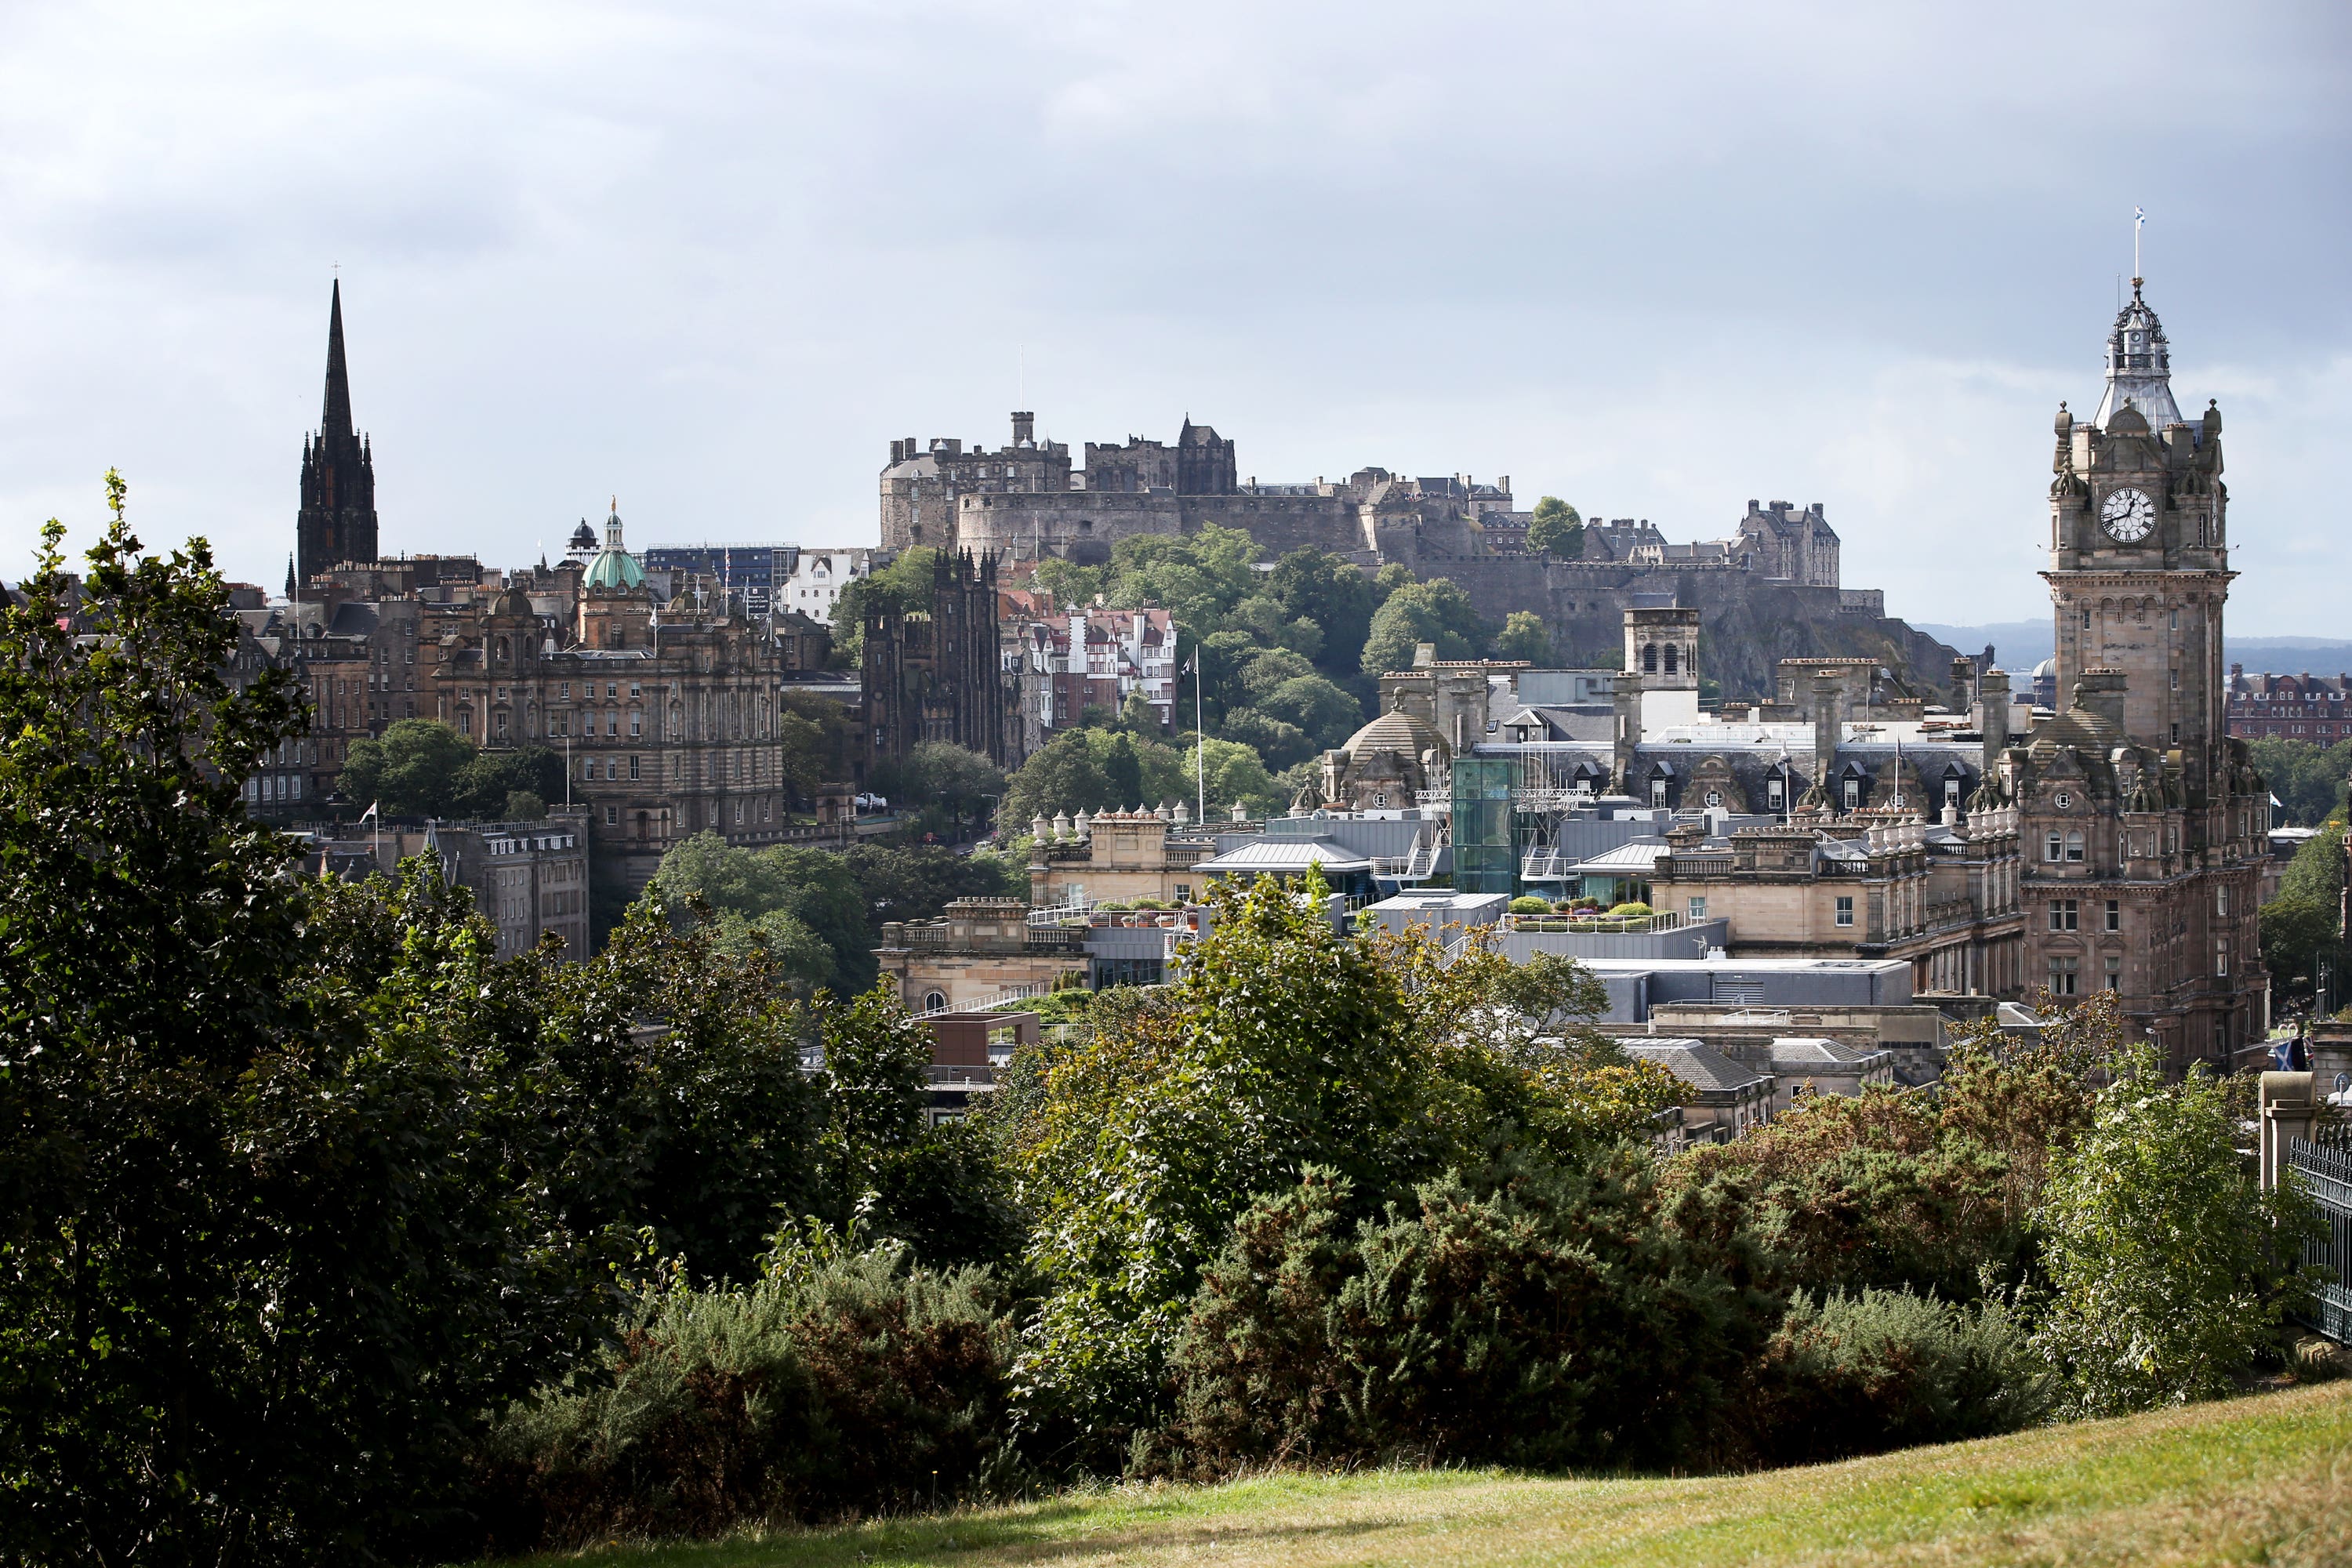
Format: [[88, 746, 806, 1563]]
[[321, 278, 354, 438]]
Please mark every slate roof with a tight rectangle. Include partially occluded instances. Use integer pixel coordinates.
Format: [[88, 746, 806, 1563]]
[[1622, 1039, 1769, 1094]]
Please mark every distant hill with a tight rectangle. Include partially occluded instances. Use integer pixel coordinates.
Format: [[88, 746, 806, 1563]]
[[1918, 622, 2352, 677]]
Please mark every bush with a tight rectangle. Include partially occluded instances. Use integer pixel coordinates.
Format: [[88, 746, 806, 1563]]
[[1606, 902, 1653, 918], [1725, 1288, 2050, 1466], [2031, 1047, 2325, 1417], [1168, 1160, 1760, 1474], [479, 1222, 1017, 1549], [1507, 895, 1552, 915]]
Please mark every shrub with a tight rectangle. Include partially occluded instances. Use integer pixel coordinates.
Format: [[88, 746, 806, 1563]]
[[479, 1222, 1017, 1549], [1508, 895, 1552, 915], [1168, 1159, 1762, 1475], [1725, 1287, 2050, 1466], [1661, 1089, 2024, 1300], [1606, 901, 1653, 918], [2031, 1047, 2324, 1417]]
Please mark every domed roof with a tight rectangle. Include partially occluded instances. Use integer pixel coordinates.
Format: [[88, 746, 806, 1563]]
[[491, 585, 535, 619], [1344, 692, 1444, 760], [583, 503, 644, 593]]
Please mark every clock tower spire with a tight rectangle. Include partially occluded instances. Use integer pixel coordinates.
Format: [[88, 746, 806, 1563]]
[[2044, 280, 2230, 795]]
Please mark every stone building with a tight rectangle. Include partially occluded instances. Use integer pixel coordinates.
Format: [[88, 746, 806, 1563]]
[[292, 281, 379, 588], [874, 898, 1089, 1014], [877, 409, 1958, 700], [1026, 806, 1224, 908], [2002, 280, 2270, 1071], [303, 817, 593, 960], [862, 549, 1014, 770], [420, 507, 798, 891], [2227, 667, 2352, 743]]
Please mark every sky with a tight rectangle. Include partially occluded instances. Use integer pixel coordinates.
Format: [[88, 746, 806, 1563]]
[[2, 1, 2347, 632]]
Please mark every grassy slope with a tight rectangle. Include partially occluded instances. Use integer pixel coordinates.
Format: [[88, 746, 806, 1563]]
[[509, 1381, 2352, 1568]]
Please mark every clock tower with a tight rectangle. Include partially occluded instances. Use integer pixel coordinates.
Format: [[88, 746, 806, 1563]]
[[2010, 276, 2267, 1075], [2044, 279, 2231, 800]]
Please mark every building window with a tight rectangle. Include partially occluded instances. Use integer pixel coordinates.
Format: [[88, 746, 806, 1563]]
[[2048, 956, 2079, 996], [1651, 779, 1669, 808], [2049, 898, 2078, 932], [604, 806, 617, 825], [629, 755, 641, 781], [2104, 955, 2122, 992], [457, 711, 472, 735], [2216, 885, 2230, 916], [2065, 829, 2085, 862], [494, 711, 508, 739], [2045, 832, 2064, 862], [1842, 777, 1861, 811], [2105, 898, 2120, 933], [1767, 776, 1785, 811], [2216, 938, 2230, 977], [630, 713, 642, 738], [923, 990, 947, 1013], [1687, 897, 1708, 922], [2170, 722, 2180, 744], [1835, 895, 1854, 927]]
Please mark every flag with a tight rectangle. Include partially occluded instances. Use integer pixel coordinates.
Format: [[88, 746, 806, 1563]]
[[358, 801, 379, 823]]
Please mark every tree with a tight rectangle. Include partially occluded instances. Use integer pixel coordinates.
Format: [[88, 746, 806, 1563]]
[[1029, 557, 1107, 608], [1103, 523, 1259, 635], [2246, 737, 2352, 827], [1360, 577, 1486, 677], [341, 716, 474, 815], [1003, 870, 1683, 1458], [1267, 549, 1381, 678], [998, 729, 1112, 829], [1236, 645, 1316, 700], [1494, 609, 1554, 666], [1527, 496, 1584, 558], [907, 740, 1006, 834], [1183, 737, 1279, 820], [2031, 1048, 2322, 1416], [1218, 708, 1316, 771], [829, 546, 942, 663], [1257, 673, 1365, 750], [0, 482, 631, 1563]]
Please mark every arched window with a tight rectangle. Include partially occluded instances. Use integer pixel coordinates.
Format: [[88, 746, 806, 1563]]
[[923, 989, 947, 1013], [670, 702, 683, 740], [1642, 643, 1658, 673], [2045, 831, 2063, 862], [1662, 644, 1679, 675], [2065, 829, 2085, 862], [495, 635, 509, 661]]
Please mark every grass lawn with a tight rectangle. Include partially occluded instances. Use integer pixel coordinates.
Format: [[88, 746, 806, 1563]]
[[495, 1379, 2352, 1568]]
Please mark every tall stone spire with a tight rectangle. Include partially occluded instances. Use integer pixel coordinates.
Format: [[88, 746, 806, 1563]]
[[2091, 281, 2184, 432], [295, 279, 379, 586], [321, 278, 354, 439]]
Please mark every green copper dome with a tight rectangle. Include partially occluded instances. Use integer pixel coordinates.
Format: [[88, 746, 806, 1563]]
[[582, 504, 644, 592], [585, 547, 644, 591]]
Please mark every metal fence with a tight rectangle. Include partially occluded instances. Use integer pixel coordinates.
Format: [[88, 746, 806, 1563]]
[[2288, 1124, 2352, 1343]]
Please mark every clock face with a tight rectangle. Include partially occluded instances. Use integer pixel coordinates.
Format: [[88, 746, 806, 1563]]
[[2100, 487, 2156, 543]]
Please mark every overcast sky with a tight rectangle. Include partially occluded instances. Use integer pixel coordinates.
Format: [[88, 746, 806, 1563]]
[[2, 2, 2347, 632]]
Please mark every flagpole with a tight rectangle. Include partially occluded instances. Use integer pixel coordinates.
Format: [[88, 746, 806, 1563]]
[[1190, 633, 1205, 824]]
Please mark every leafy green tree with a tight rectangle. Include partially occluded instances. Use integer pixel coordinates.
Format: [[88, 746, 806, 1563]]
[[505, 788, 549, 821], [999, 728, 1112, 827], [0, 484, 629, 1563], [830, 546, 942, 662], [2031, 1047, 2322, 1416], [1267, 549, 1381, 677], [2261, 897, 2341, 994], [452, 743, 564, 819], [1494, 609, 1554, 666], [1360, 577, 1486, 676], [647, 833, 865, 992], [341, 716, 474, 814], [1258, 672, 1365, 750], [908, 740, 1007, 833], [1104, 524, 1259, 634], [1029, 556, 1107, 608], [1103, 731, 1144, 806], [1527, 495, 1584, 557], [2246, 736, 2351, 827], [2280, 820, 2347, 907], [1004, 870, 1681, 1457], [1236, 645, 1316, 700], [1183, 737, 1279, 819], [779, 688, 857, 801], [1218, 708, 1316, 771]]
